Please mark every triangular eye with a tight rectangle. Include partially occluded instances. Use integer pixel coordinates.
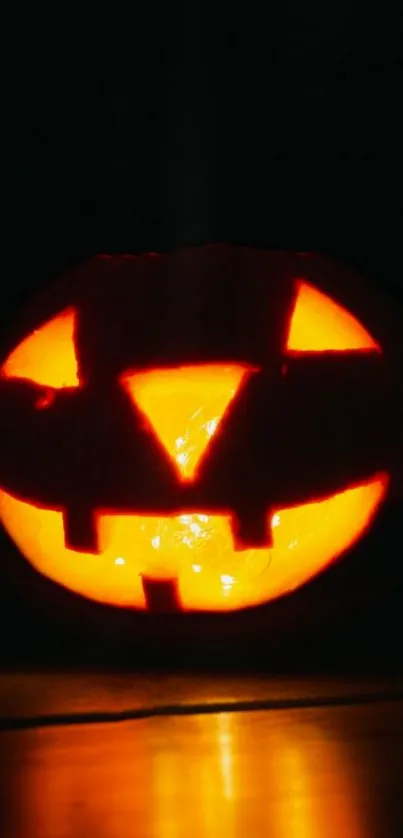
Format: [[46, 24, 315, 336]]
[[1, 309, 80, 388], [121, 364, 252, 481], [287, 281, 380, 352]]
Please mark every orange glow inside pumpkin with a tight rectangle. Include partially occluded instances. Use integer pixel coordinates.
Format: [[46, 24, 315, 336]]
[[1, 308, 79, 388], [121, 364, 252, 480], [0, 284, 388, 611], [287, 281, 380, 352], [0, 475, 388, 610]]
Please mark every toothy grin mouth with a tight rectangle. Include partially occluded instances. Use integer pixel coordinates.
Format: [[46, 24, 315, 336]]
[[0, 475, 388, 612]]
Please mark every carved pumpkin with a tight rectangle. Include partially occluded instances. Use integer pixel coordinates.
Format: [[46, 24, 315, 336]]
[[0, 247, 400, 618]]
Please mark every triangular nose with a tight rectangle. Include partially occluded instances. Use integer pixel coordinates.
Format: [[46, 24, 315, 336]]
[[121, 364, 251, 480]]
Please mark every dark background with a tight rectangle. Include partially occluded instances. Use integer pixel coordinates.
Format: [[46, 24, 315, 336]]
[[1, 5, 403, 671]]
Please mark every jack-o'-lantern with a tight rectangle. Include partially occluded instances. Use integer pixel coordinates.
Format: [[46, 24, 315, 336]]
[[0, 247, 401, 624]]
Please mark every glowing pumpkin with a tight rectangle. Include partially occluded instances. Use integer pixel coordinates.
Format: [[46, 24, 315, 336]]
[[0, 247, 398, 615]]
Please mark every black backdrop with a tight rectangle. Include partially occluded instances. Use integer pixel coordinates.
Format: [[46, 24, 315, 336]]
[[1, 5, 403, 670]]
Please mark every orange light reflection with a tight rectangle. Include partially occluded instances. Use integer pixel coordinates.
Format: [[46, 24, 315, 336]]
[[1, 702, 370, 838]]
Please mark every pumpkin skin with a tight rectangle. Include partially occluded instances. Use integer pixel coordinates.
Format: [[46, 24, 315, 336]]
[[0, 247, 401, 649]]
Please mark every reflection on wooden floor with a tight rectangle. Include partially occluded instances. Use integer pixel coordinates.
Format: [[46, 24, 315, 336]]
[[2, 689, 403, 837]]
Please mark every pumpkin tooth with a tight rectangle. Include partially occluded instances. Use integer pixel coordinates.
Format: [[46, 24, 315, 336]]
[[232, 508, 273, 549], [62, 506, 99, 553], [141, 576, 182, 613]]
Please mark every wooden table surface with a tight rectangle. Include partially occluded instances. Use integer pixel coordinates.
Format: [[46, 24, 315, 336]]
[[1, 673, 403, 838]]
